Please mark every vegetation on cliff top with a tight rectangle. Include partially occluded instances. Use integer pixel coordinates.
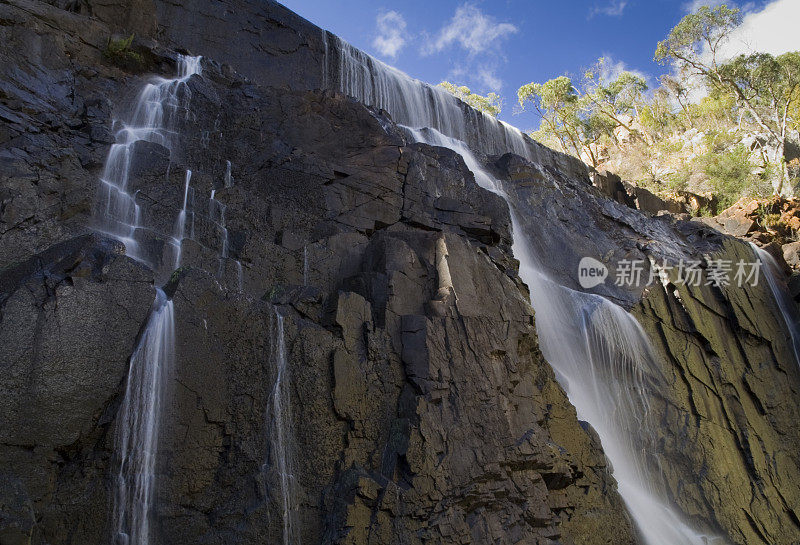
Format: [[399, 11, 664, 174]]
[[490, 4, 800, 209]]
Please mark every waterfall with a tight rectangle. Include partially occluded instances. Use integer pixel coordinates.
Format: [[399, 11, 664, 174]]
[[750, 243, 800, 366], [266, 308, 296, 545], [325, 35, 550, 164], [93, 55, 202, 267], [403, 126, 719, 544], [113, 289, 176, 545], [224, 160, 234, 188], [208, 182, 243, 292], [172, 169, 192, 268]]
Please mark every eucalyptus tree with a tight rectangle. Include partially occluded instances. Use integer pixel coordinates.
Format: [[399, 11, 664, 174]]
[[655, 4, 800, 193], [517, 58, 648, 169]]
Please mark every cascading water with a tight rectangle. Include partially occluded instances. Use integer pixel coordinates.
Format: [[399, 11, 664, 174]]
[[265, 309, 296, 545], [325, 34, 548, 163], [224, 160, 234, 188], [750, 242, 800, 366], [113, 289, 175, 545], [172, 169, 192, 268], [208, 183, 243, 292], [403, 126, 719, 544], [94, 55, 201, 267], [100, 56, 201, 545]]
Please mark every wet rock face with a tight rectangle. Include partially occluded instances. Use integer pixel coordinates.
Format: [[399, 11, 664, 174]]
[[491, 149, 800, 543], [634, 237, 800, 545], [0, 2, 636, 544]]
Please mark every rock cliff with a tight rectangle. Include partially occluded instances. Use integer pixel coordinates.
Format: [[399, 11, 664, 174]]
[[1, 1, 799, 545]]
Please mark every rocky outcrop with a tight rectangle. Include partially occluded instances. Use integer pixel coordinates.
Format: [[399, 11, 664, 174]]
[[590, 169, 714, 216], [635, 236, 800, 545], [0, 234, 155, 544]]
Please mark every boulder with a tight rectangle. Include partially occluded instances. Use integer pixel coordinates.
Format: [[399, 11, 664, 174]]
[[783, 241, 800, 270]]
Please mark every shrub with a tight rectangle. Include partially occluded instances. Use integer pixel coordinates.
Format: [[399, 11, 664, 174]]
[[103, 34, 147, 72], [699, 144, 755, 208]]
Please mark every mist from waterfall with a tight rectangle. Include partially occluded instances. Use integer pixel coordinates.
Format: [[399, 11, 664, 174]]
[[94, 55, 201, 268], [265, 308, 296, 545], [401, 126, 719, 545], [113, 289, 175, 545], [751, 243, 800, 366]]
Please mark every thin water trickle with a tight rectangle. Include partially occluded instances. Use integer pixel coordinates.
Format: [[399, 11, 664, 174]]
[[113, 289, 175, 545], [266, 309, 296, 545], [207, 165, 244, 291], [224, 160, 233, 188], [750, 242, 800, 366], [171, 169, 192, 268]]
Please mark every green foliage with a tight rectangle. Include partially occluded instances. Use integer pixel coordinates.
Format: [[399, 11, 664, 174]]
[[702, 129, 738, 153], [511, 2, 800, 203], [697, 204, 716, 217], [517, 58, 649, 168], [654, 5, 741, 66], [438, 81, 502, 117], [696, 144, 772, 207], [103, 34, 146, 71], [638, 89, 677, 137]]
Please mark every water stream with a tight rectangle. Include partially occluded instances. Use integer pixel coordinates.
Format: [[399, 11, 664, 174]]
[[94, 55, 202, 268], [100, 56, 202, 545], [113, 289, 175, 545], [751, 242, 800, 366], [266, 309, 296, 545], [322, 29, 738, 540]]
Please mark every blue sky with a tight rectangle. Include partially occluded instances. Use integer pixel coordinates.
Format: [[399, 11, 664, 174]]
[[281, 0, 800, 131]]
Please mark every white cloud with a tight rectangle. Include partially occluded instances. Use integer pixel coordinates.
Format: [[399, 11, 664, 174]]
[[715, 0, 800, 60], [668, 0, 800, 102], [372, 11, 407, 59], [588, 0, 628, 18], [477, 67, 503, 91], [598, 55, 651, 85], [446, 64, 505, 90], [423, 4, 518, 56]]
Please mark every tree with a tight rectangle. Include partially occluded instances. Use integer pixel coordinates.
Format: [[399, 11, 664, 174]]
[[582, 58, 648, 135], [655, 4, 800, 193], [517, 76, 592, 164], [517, 58, 648, 169], [438, 82, 502, 117], [660, 74, 694, 128], [638, 86, 677, 140]]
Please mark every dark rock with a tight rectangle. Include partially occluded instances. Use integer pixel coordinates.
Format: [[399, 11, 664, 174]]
[[0, 234, 155, 544], [591, 168, 636, 208]]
